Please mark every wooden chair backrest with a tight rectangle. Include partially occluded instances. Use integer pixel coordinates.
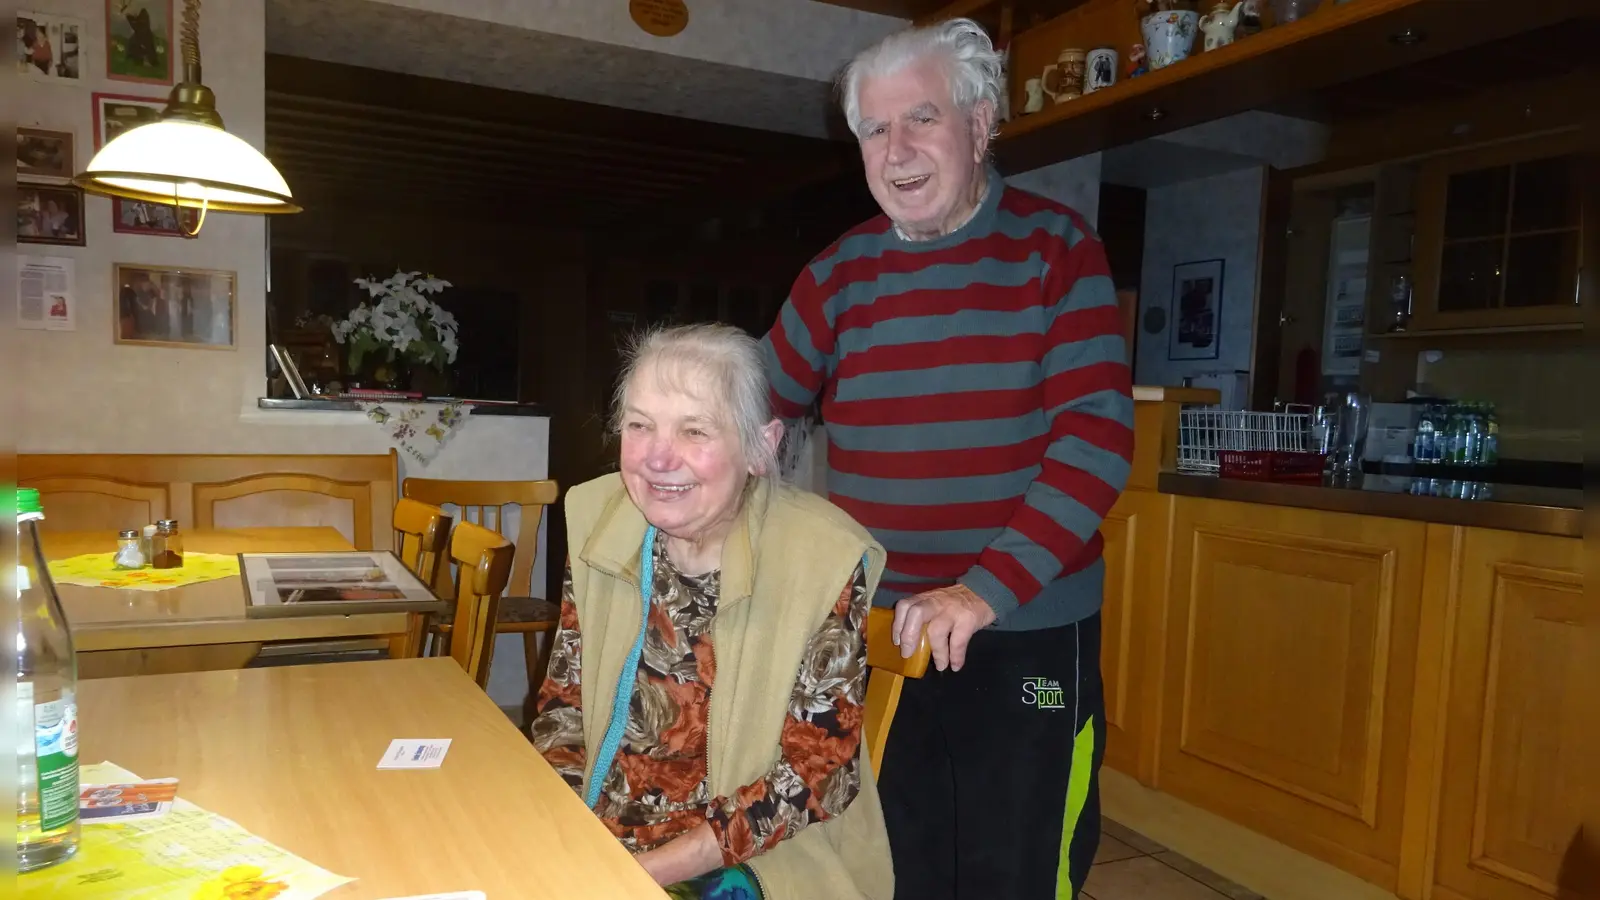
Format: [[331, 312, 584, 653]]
[[392, 498, 451, 589], [863, 607, 931, 777], [20, 452, 399, 550], [17, 474, 169, 533], [445, 520, 514, 687], [400, 478, 559, 598]]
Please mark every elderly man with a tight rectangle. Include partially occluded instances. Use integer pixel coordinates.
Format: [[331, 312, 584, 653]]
[[760, 17, 1134, 900]]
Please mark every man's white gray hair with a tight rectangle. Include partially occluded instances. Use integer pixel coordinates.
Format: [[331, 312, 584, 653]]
[[838, 17, 1004, 141], [611, 323, 781, 492]]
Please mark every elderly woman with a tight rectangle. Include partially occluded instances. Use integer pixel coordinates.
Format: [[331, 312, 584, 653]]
[[530, 324, 893, 900]]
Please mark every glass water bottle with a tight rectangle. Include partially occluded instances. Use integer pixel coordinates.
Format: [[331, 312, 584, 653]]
[[16, 487, 81, 872]]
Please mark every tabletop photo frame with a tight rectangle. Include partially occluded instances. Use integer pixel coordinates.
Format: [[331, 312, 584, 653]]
[[238, 550, 445, 619]]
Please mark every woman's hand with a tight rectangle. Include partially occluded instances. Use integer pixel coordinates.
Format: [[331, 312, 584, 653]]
[[634, 822, 723, 886]]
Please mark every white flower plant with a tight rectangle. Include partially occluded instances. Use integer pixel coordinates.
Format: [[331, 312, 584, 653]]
[[331, 271, 460, 379]]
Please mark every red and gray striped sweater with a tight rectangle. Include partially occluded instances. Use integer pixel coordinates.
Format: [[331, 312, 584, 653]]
[[761, 171, 1135, 631]]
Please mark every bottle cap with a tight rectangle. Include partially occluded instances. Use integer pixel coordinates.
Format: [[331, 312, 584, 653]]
[[157, 519, 179, 530], [119, 529, 140, 538], [17, 488, 42, 516]]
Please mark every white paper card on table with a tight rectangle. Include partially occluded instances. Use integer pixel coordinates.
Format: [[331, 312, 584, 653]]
[[377, 738, 452, 770], [377, 893, 485, 900]]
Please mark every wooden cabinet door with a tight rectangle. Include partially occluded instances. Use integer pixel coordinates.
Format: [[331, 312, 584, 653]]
[[1158, 498, 1428, 890], [1431, 529, 1588, 900], [1098, 488, 1172, 783]]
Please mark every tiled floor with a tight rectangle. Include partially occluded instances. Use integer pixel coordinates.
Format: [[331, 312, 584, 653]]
[[1085, 818, 1265, 900]]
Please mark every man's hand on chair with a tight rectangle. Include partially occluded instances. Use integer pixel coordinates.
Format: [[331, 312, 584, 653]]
[[892, 584, 996, 673]]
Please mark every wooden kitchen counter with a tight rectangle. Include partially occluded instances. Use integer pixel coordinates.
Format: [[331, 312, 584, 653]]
[[1091, 391, 1589, 900], [1157, 471, 1580, 537]]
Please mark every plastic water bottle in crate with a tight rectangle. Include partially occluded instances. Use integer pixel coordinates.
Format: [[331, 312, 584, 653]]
[[1176, 406, 1327, 481]]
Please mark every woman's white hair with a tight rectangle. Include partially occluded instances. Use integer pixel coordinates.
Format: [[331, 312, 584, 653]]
[[838, 17, 1004, 140], [611, 323, 781, 492]]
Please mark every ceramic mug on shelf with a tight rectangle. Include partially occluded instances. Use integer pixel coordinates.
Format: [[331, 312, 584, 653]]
[[1041, 48, 1088, 103], [1140, 10, 1200, 69], [1084, 47, 1118, 93], [1022, 78, 1045, 114]]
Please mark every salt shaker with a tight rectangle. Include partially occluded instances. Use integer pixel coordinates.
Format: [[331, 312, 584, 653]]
[[113, 529, 146, 570]]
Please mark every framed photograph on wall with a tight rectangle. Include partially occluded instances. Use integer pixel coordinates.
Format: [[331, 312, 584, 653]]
[[106, 0, 173, 85], [19, 183, 85, 247], [18, 10, 84, 83], [113, 198, 199, 237], [18, 127, 76, 179], [93, 92, 166, 148], [113, 262, 237, 349], [1168, 258, 1224, 362]]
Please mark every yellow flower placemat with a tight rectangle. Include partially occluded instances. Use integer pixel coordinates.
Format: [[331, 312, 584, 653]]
[[49, 552, 241, 591], [18, 761, 353, 900]]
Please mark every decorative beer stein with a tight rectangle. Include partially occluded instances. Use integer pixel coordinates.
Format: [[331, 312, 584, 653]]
[[1041, 48, 1088, 103]]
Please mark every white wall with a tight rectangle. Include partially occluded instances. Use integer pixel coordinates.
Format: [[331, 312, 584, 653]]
[[19, 0, 308, 453], [1006, 153, 1103, 229], [18, 0, 549, 711], [1133, 167, 1264, 396]]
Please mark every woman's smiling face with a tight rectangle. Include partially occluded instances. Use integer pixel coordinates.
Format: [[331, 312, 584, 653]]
[[618, 361, 750, 545]]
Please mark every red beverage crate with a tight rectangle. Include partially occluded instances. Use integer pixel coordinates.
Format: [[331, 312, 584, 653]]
[[1218, 450, 1327, 482]]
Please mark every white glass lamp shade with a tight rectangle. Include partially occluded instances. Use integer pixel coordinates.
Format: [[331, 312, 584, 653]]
[[76, 119, 300, 213]]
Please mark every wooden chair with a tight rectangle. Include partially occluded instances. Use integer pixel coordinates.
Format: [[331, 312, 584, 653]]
[[438, 520, 514, 688], [390, 498, 452, 660], [400, 478, 561, 715], [863, 607, 931, 776], [393, 498, 452, 588]]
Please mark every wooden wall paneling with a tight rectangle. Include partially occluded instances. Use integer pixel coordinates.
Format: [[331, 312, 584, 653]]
[[1160, 497, 1428, 890], [1430, 528, 1588, 900]]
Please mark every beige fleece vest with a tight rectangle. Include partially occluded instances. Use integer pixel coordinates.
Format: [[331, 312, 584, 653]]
[[564, 473, 894, 900]]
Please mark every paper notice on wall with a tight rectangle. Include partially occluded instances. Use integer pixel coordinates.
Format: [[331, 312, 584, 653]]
[[19, 255, 75, 331]]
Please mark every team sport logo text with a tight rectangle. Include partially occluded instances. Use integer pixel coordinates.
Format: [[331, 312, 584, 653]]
[[1022, 676, 1066, 710]]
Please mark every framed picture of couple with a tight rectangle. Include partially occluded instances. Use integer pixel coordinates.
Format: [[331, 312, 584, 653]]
[[114, 262, 236, 349]]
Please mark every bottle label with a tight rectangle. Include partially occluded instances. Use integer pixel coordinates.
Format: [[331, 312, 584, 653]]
[[33, 688, 80, 833]]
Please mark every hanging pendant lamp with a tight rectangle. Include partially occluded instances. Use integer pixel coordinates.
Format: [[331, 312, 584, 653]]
[[74, 0, 300, 234]]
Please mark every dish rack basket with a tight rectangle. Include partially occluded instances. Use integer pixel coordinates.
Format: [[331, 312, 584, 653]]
[[1176, 406, 1324, 480]]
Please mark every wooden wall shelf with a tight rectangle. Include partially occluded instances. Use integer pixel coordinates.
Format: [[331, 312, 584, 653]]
[[1368, 323, 1582, 340], [993, 0, 1587, 174]]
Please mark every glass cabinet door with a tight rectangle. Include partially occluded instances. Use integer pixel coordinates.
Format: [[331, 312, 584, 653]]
[[1414, 135, 1582, 330]]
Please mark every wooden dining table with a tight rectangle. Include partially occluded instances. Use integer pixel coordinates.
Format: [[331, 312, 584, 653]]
[[55, 657, 666, 898], [40, 527, 446, 677]]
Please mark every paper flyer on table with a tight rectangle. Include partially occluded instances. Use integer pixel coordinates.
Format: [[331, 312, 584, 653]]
[[19, 254, 76, 331], [18, 762, 354, 900]]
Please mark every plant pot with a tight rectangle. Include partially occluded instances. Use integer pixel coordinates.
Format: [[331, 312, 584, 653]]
[[1141, 10, 1200, 69]]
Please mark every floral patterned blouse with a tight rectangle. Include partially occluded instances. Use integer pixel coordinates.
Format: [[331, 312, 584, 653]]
[[530, 540, 869, 866]]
